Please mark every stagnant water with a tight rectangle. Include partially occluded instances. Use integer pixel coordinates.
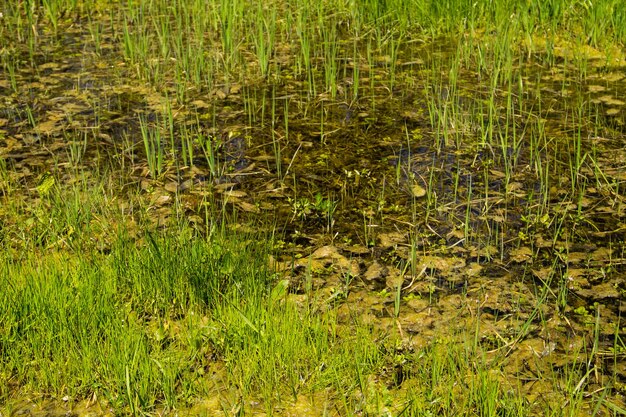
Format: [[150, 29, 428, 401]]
[[1, 10, 626, 415]]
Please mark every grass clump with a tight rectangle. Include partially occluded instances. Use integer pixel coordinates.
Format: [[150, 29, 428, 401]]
[[0, 218, 271, 411]]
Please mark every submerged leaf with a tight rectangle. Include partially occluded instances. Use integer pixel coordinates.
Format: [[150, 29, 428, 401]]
[[410, 183, 426, 198]]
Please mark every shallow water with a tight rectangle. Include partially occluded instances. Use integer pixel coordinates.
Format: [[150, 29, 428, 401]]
[[1, 4, 626, 415]]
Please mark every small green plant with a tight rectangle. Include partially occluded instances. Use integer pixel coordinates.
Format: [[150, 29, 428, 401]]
[[139, 115, 165, 179], [394, 282, 402, 318], [198, 134, 220, 178], [289, 193, 337, 225], [65, 130, 88, 167], [289, 196, 312, 220]]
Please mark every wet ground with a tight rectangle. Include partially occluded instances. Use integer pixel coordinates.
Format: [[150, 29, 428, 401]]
[[1, 6, 626, 416]]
